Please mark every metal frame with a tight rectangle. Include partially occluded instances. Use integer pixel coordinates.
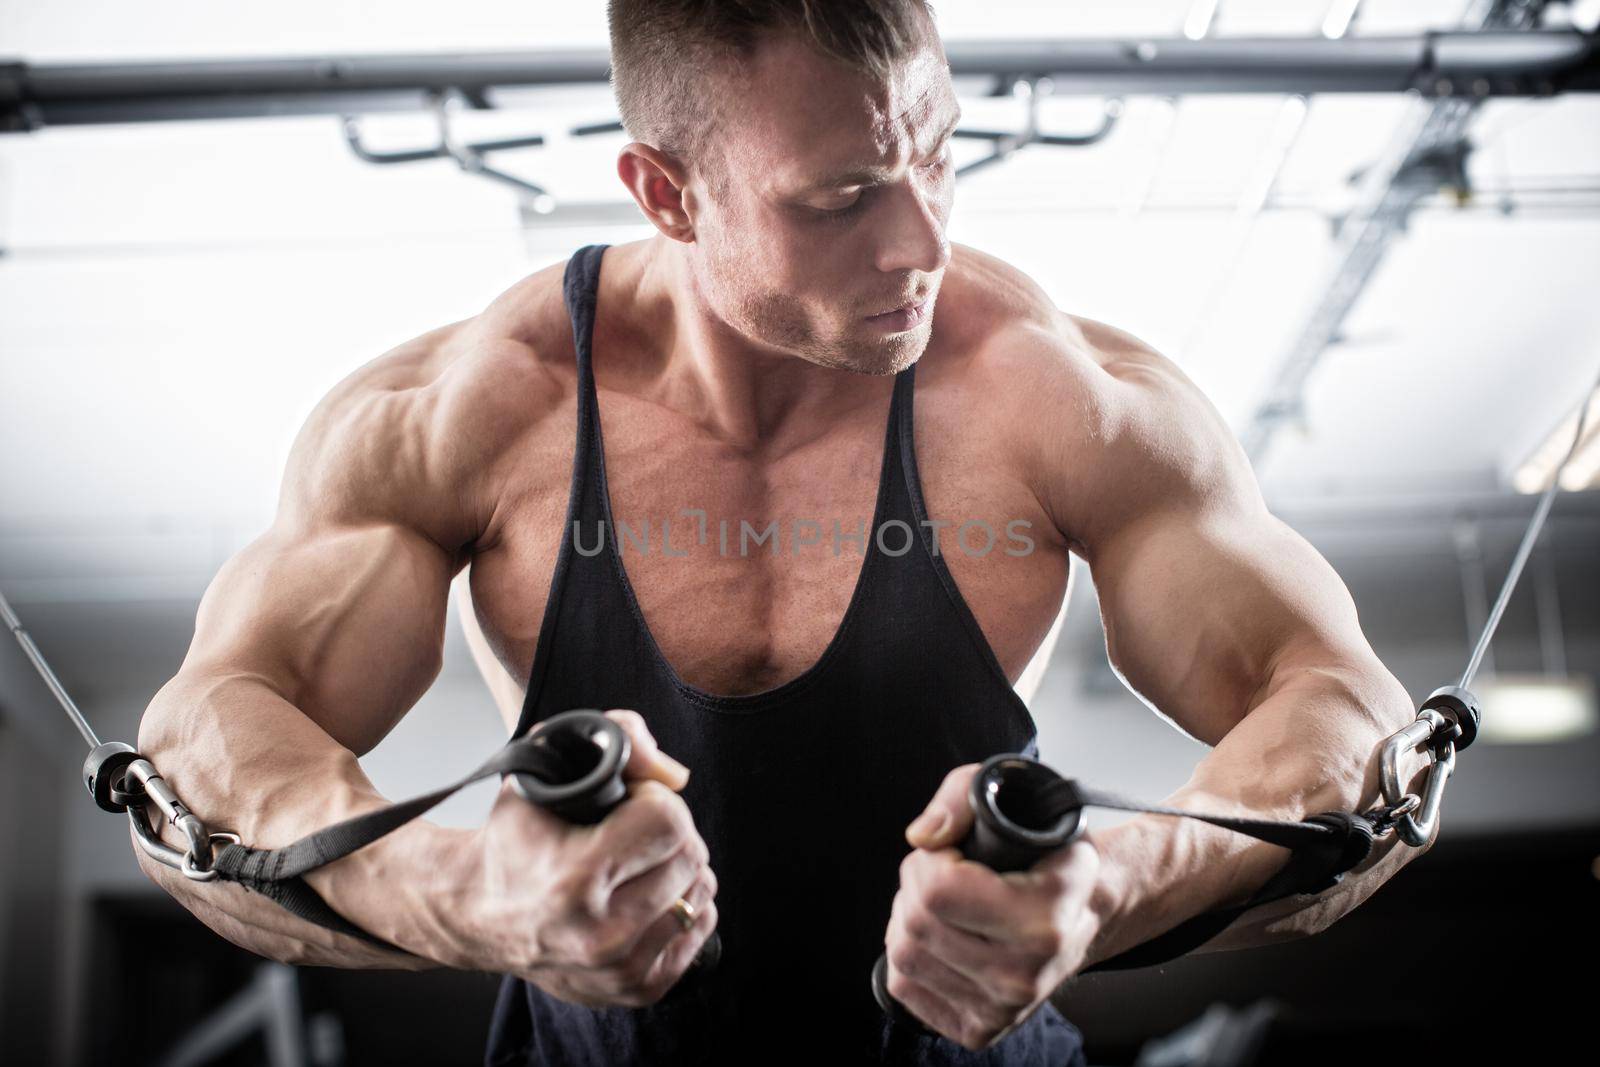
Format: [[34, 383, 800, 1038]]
[[2, 29, 1595, 133], [342, 89, 556, 211], [951, 79, 1124, 179], [2, 12, 1594, 457], [1238, 0, 1556, 464], [156, 963, 323, 1067]]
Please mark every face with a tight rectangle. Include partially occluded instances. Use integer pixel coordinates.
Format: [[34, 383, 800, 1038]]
[[687, 23, 958, 376]]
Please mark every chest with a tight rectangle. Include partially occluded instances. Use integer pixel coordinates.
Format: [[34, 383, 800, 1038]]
[[466, 378, 1072, 700]]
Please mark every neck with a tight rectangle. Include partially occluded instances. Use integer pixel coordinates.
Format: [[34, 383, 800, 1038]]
[[614, 235, 895, 453]]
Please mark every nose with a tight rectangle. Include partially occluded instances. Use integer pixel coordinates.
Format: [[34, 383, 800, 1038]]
[[873, 178, 950, 277]]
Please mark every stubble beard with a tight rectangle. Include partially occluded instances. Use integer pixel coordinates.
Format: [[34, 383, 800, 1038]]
[[725, 281, 931, 377]]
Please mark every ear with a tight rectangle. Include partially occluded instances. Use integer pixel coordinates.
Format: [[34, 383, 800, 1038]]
[[617, 143, 698, 242]]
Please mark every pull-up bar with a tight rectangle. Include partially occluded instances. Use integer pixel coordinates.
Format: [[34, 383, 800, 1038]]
[[2, 29, 1595, 133]]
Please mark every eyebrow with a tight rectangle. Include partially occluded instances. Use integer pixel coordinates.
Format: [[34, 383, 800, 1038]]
[[800, 110, 962, 191]]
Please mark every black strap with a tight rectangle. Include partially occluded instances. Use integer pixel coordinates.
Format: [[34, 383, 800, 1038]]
[[1062, 782, 1376, 971], [208, 742, 1375, 967], [209, 734, 570, 954]]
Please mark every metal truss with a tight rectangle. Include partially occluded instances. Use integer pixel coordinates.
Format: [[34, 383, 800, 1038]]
[[1238, 0, 1560, 464]]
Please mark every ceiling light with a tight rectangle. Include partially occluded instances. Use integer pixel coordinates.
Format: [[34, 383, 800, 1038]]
[[1474, 674, 1598, 743], [1512, 387, 1600, 494]]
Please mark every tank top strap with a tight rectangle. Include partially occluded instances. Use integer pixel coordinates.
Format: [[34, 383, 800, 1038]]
[[891, 355, 1029, 701], [563, 243, 610, 531], [513, 244, 612, 736]]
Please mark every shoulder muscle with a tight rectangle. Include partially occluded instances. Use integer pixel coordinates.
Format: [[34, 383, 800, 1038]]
[[971, 305, 1259, 553], [280, 319, 560, 552]]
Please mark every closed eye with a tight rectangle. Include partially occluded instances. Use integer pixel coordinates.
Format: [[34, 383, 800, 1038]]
[[811, 143, 949, 222], [815, 190, 871, 221]]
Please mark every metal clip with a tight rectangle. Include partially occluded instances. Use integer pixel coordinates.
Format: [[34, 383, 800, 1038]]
[[128, 802, 239, 882], [121, 757, 233, 878], [1378, 707, 1458, 847]]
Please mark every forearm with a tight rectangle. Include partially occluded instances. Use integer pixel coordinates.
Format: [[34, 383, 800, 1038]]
[[135, 668, 481, 970], [1082, 661, 1425, 966]]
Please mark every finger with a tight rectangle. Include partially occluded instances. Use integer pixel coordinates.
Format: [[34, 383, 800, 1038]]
[[890, 947, 1021, 1052], [884, 954, 969, 1044], [896, 938, 993, 1023], [902, 844, 1075, 947], [892, 886, 1030, 998], [595, 868, 716, 1005], [587, 779, 702, 887], [901, 847, 1025, 941], [605, 829, 710, 928], [888, 888, 1005, 1007], [637, 869, 720, 992], [906, 762, 980, 851], [605, 709, 691, 791]]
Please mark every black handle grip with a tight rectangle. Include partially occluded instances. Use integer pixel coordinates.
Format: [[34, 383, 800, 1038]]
[[872, 753, 1085, 1029], [509, 709, 722, 975]]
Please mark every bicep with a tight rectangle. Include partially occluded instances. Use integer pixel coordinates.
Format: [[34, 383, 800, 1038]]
[[1062, 354, 1379, 744], [1088, 502, 1373, 744], [178, 361, 483, 753], [185, 519, 457, 755]]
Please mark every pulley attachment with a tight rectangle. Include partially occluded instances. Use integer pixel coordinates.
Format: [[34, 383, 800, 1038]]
[[506, 708, 632, 824], [202, 708, 722, 974], [1420, 685, 1481, 751], [84, 740, 139, 812], [872, 753, 1087, 1028], [871, 750, 1377, 1034], [83, 739, 233, 880], [3, 586, 226, 879], [1371, 685, 1481, 847]]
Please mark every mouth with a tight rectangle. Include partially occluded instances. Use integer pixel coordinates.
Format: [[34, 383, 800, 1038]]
[[866, 295, 930, 321], [863, 297, 930, 334], [871, 292, 927, 315]]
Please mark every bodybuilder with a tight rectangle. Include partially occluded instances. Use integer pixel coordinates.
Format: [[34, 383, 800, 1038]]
[[134, 2, 1428, 1064]]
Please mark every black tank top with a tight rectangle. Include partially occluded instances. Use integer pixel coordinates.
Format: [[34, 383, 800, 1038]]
[[484, 245, 1085, 1066]]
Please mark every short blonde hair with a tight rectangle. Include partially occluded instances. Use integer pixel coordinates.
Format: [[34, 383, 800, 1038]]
[[606, 0, 936, 194]]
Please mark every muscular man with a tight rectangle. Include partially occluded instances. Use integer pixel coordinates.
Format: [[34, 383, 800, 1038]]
[[135, 2, 1428, 1064]]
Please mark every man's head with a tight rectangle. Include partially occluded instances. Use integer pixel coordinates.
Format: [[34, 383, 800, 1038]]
[[609, 0, 958, 375]]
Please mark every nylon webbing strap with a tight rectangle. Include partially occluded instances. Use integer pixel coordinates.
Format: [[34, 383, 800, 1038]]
[[210, 735, 568, 951], [1047, 782, 1376, 971], [207, 744, 1375, 967], [1062, 781, 1360, 851]]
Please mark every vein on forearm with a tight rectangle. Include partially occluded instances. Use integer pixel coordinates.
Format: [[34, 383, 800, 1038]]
[[1086, 661, 1417, 964]]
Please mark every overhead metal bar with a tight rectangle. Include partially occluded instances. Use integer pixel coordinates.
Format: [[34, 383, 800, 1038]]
[[341, 89, 558, 211], [950, 80, 1124, 180], [3, 28, 1596, 133]]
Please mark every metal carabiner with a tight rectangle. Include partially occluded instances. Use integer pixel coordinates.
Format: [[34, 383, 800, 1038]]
[[1378, 706, 1460, 847], [128, 803, 240, 882], [115, 756, 238, 879], [183, 832, 242, 881], [128, 803, 187, 870], [1399, 741, 1455, 847]]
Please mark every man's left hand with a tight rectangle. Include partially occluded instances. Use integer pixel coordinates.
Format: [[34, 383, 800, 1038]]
[[883, 763, 1104, 1051]]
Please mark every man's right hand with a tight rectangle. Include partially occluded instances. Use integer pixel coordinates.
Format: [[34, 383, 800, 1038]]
[[136, 334, 722, 989], [460, 710, 718, 1007]]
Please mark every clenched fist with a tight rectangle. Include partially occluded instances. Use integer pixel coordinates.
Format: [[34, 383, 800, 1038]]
[[882, 762, 1103, 1051], [455, 710, 719, 1007]]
